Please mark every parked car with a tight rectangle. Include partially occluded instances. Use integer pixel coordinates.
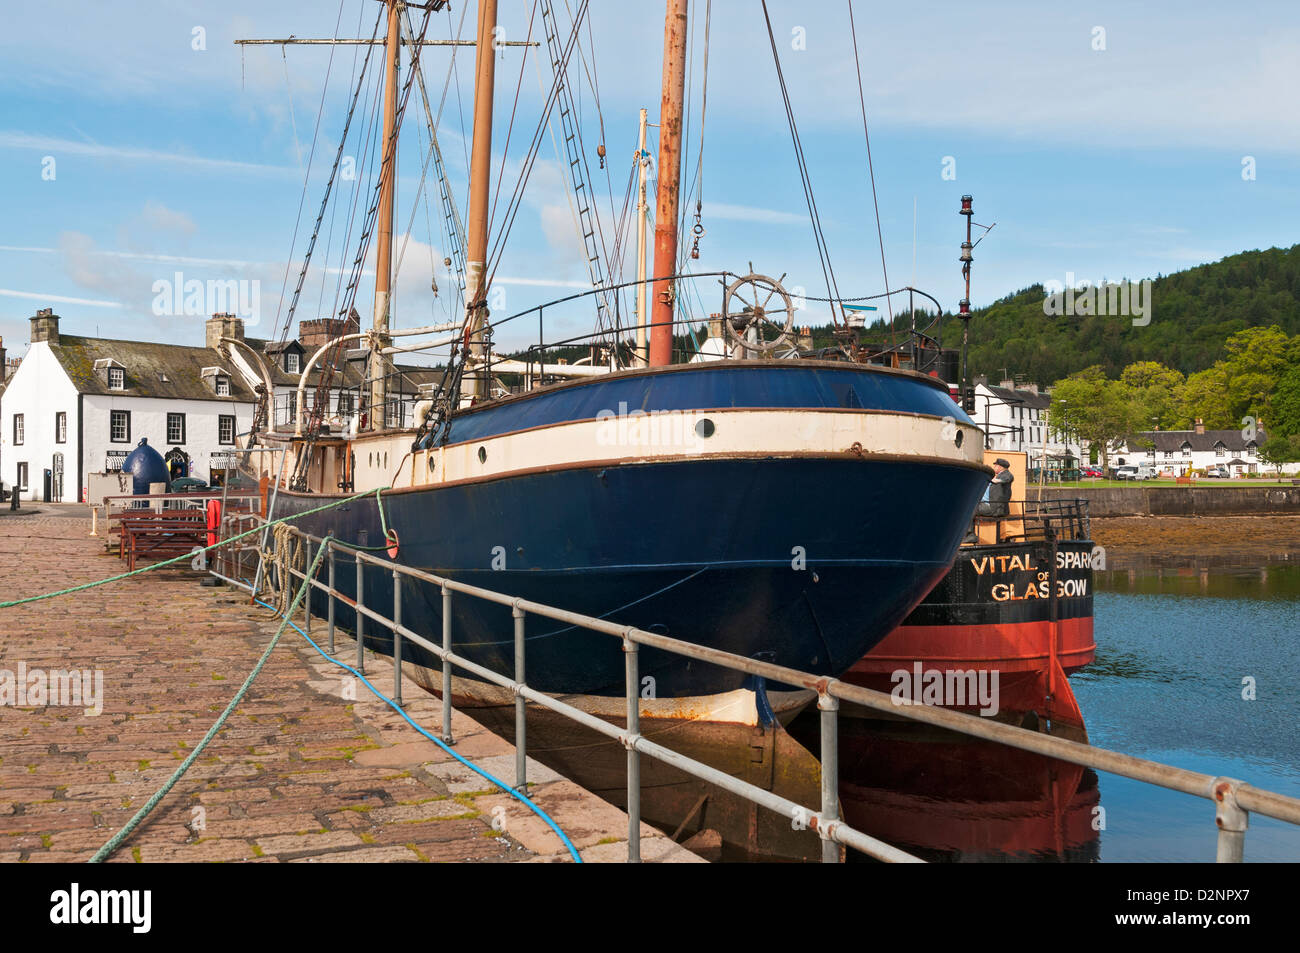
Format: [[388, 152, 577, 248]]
[[1082, 467, 1103, 478], [1204, 466, 1229, 479], [1114, 466, 1138, 480]]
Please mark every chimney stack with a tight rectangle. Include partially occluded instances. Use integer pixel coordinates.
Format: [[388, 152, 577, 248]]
[[30, 308, 60, 345], [206, 312, 245, 350], [1194, 417, 1205, 435]]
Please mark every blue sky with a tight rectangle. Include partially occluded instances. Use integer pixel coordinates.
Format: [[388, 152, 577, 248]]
[[2, 0, 1298, 360]]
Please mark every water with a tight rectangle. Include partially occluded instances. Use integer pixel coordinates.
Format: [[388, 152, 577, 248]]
[[802, 565, 1300, 862]]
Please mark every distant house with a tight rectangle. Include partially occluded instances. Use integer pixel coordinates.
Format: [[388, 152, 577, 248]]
[[1112, 419, 1283, 476]]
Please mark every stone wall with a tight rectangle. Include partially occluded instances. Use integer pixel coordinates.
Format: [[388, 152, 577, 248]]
[[1038, 485, 1300, 517]]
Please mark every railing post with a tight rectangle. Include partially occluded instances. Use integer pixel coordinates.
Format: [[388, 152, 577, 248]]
[[441, 584, 454, 744], [819, 692, 841, 864], [303, 536, 313, 635], [392, 569, 404, 708], [327, 545, 336, 655], [624, 633, 641, 864], [1214, 778, 1248, 862], [355, 556, 365, 675], [513, 603, 527, 791]]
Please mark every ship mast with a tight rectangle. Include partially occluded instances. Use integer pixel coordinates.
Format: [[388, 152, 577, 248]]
[[648, 0, 688, 368], [368, 0, 402, 431], [461, 0, 500, 401]]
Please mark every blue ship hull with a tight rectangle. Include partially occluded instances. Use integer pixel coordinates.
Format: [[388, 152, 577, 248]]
[[271, 362, 990, 698]]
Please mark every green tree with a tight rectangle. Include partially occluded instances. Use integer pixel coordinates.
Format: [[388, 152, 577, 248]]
[[1178, 366, 1233, 429], [1050, 366, 1145, 472], [1270, 365, 1300, 438], [1120, 361, 1186, 429], [1258, 434, 1300, 477]]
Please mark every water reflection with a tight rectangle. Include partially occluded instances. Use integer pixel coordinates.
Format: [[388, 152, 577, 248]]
[[788, 716, 1101, 862], [1097, 563, 1300, 600]]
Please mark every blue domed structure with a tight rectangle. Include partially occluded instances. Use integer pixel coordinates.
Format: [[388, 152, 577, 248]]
[[122, 438, 169, 495]]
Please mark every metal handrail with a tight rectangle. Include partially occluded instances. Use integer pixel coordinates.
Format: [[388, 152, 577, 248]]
[[219, 516, 1300, 864]]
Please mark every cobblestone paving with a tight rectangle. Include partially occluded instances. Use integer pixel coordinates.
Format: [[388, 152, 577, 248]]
[[0, 516, 698, 863]]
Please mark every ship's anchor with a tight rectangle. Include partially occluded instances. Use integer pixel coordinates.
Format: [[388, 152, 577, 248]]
[[722, 271, 797, 357]]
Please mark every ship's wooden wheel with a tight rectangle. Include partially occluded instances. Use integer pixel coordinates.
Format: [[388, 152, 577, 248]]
[[722, 272, 796, 356]]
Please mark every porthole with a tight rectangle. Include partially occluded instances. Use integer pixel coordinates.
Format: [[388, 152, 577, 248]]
[[478, 446, 487, 464], [695, 418, 715, 439], [427, 455, 436, 472], [955, 430, 964, 448]]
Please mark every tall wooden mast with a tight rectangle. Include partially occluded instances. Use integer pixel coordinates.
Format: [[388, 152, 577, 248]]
[[368, 0, 402, 429], [648, 0, 688, 367], [461, 0, 500, 401]]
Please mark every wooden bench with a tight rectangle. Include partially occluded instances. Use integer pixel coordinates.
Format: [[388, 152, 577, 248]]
[[119, 513, 207, 571], [1176, 476, 1194, 485]]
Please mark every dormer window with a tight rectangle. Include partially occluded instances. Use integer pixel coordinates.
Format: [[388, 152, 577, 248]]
[[108, 367, 125, 390], [285, 352, 300, 375], [201, 366, 232, 397]]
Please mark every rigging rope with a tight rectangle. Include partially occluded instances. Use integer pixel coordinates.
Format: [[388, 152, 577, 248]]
[[759, 0, 845, 324], [847, 1, 894, 332]]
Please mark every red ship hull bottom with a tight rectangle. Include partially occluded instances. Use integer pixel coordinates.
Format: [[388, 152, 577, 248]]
[[844, 617, 1096, 741]]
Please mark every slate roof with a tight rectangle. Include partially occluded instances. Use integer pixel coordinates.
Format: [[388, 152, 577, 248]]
[[45, 331, 442, 404], [984, 383, 1051, 410], [1124, 429, 1265, 452], [48, 336, 255, 403]]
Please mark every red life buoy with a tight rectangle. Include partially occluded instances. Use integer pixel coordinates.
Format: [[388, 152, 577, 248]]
[[206, 499, 222, 548], [385, 529, 400, 560]]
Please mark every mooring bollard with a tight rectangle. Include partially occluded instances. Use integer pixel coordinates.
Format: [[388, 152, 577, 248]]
[[513, 604, 526, 791], [441, 585, 454, 744], [624, 634, 641, 864], [392, 569, 403, 708]]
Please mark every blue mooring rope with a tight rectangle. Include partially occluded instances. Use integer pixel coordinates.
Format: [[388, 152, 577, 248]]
[[253, 597, 585, 863]]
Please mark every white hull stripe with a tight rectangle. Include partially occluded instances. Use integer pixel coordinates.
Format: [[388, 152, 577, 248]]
[[340, 408, 985, 491]]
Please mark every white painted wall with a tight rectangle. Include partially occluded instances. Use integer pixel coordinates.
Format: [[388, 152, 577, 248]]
[[0, 341, 79, 500], [80, 394, 255, 497]]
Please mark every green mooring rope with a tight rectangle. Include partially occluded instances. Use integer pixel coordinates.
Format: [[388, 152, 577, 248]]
[[0, 487, 391, 610], [87, 536, 334, 863]]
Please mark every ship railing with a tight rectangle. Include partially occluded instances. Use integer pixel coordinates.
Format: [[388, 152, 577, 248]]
[[974, 497, 1091, 544], [211, 516, 1300, 864]]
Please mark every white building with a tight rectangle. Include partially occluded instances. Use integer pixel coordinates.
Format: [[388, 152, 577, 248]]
[[971, 378, 1082, 473], [0, 309, 445, 502], [0, 310, 256, 502], [1113, 420, 1286, 476]]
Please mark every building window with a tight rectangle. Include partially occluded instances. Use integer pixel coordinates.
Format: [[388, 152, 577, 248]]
[[108, 366, 125, 390], [16, 462, 27, 491], [55, 411, 66, 444], [337, 391, 352, 417], [1182, 445, 1191, 456], [110, 410, 130, 443], [1164, 451, 1173, 459], [1247, 445, 1257, 457], [218, 415, 235, 445], [166, 413, 186, 445], [1215, 445, 1226, 457], [13, 414, 23, 445], [286, 352, 300, 375], [215, 375, 230, 397]]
